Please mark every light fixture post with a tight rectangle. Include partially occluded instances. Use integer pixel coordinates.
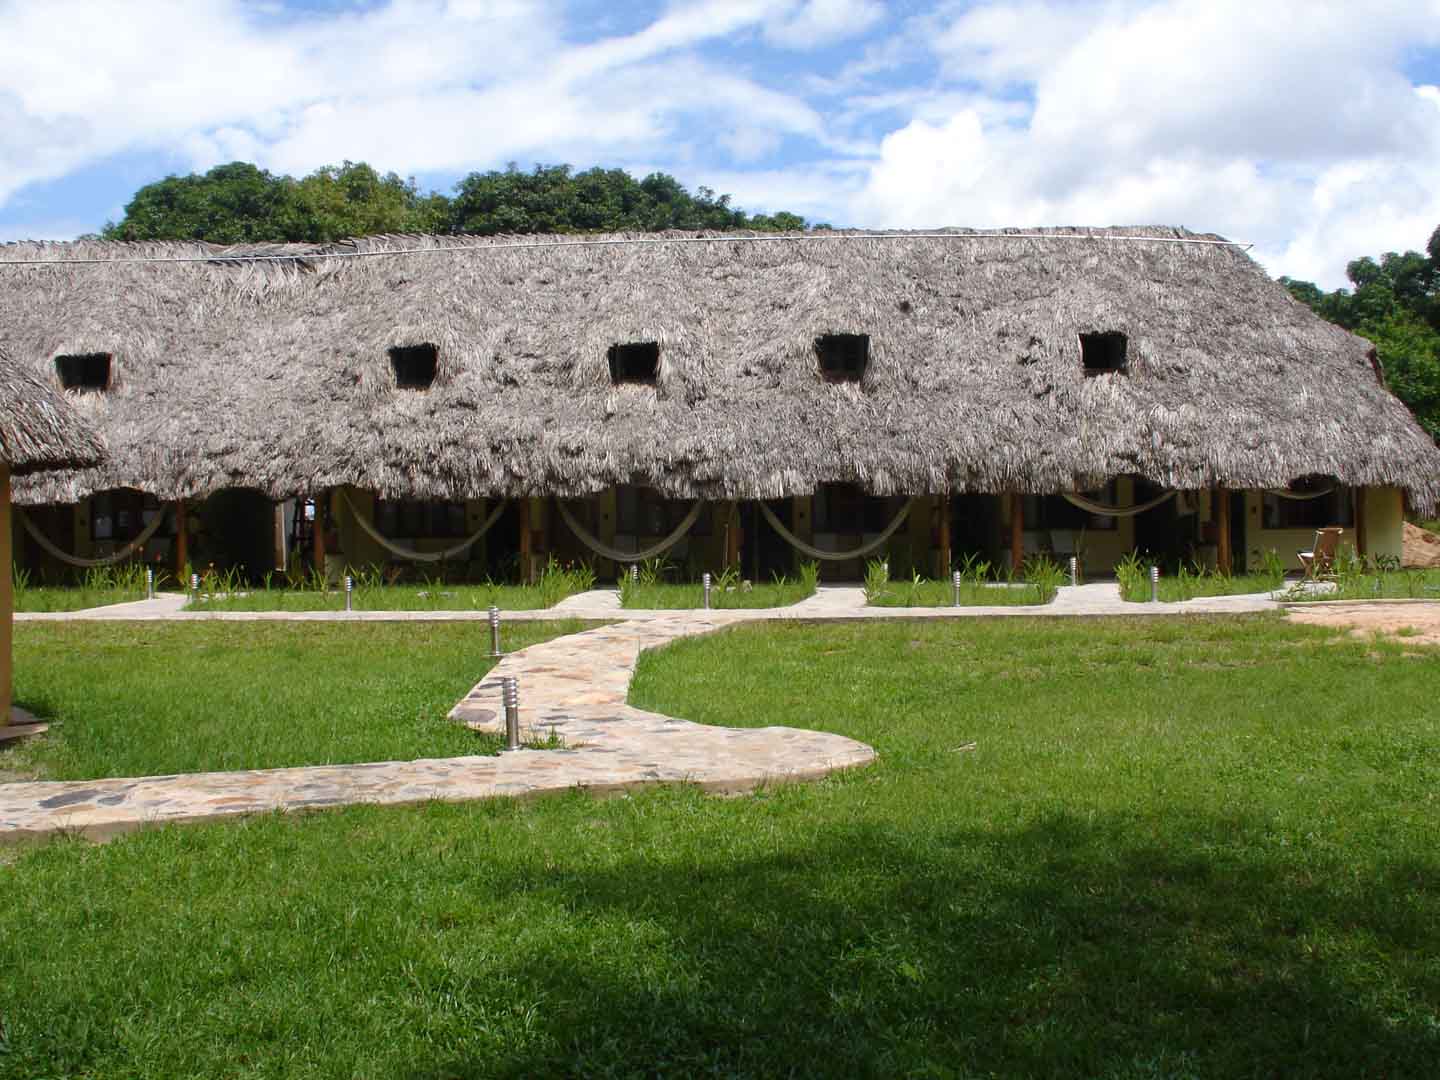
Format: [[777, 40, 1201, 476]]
[[488, 605, 502, 658], [703, 572, 712, 610], [502, 676, 520, 752], [1150, 565, 1160, 603], [146, 567, 154, 600], [1069, 556, 1078, 588], [344, 574, 353, 612], [952, 569, 962, 607]]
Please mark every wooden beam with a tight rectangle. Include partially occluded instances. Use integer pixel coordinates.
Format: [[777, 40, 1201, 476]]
[[1215, 486, 1231, 576], [311, 491, 326, 576], [174, 498, 189, 578], [273, 502, 287, 571], [937, 492, 952, 578], [1010, 493, 1024, 573], [725, 502, 740, 569], [1, 466, 13, 723], [519, 497, 532, 583], [1354, 486, 1368, 557]]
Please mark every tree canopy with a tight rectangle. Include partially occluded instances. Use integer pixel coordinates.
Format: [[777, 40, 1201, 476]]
[[1281, 226, 1440, 443], [102, 161, 808, 244]]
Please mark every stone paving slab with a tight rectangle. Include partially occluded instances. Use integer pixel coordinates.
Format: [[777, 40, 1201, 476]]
[[2, 583, 1289, 842]]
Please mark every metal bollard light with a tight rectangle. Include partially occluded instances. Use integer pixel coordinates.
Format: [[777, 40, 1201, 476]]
[[502, 676, 521, 752], [190, 572, 199, 598], [703, 572, 712, 610], [344, 574, 353, 612], [952, 569, 962, 607], [488, 605, 503, 658], [1069, 556, 1078, 588], [631, 564, 640, 585], [146, 567, 154, 600], [1150, 565, 1160, 603]]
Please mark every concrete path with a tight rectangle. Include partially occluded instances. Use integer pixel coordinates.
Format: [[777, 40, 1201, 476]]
[[3, 582, 1287, 842]]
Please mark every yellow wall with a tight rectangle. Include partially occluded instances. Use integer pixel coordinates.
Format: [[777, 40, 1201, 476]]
[[1240, 487, 1391, 572], [1364, 486, 1404, 562]]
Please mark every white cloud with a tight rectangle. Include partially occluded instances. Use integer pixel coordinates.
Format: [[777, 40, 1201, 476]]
[[848, 0, 1440, 287], [764, 0, 886, 49]]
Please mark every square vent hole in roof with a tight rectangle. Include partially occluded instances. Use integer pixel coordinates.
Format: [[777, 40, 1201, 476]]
[[816, 333, 869, 382], [1080, 332, 1127, 375], [56, 352, 112, 391], [608, 342, 659, 385], [390, 344, 438, 390]]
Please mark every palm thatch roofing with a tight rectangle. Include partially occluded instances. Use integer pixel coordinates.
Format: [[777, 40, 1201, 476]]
[[0, 346, 104, 477], [1, 226, 1438, 510]]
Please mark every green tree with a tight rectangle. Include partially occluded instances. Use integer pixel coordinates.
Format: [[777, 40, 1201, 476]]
[[103, 162, 294, 244], [1282, 227, 1440, 440], [105, 161, 449, 244], [448, 163, 805, 235]]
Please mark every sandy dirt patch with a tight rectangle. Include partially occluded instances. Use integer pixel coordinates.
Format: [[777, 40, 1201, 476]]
[[1285, 601, 1440, 646]]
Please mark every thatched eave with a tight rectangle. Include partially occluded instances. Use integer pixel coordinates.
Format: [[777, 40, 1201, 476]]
[[2, 227, 1438, 511]]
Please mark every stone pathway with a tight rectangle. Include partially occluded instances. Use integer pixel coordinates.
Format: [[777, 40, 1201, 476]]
[[3, 582, 1289, 843]]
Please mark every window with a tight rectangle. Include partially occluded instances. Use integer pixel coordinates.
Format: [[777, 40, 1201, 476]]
[[56, 352, 112, 391], [813, 483, 892, 533], [615, 486, 703, 535], [608, 342, 659, 385], [389, 344, 438, 390], [1262, 480, 1353, 530], [816, 334, 868, 382], [374, 499, 467, 538], [1021, 482, 1120, 531], [91, 491, 169, 543], [1080, 332, 1127, 375]]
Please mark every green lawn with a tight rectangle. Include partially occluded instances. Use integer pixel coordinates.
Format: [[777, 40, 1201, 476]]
[[3, 621, 592, 779], [188, 581, 582, 612], [867, 578, 1051, 606], [618, 580, 813, 609], [1279, 568, 1440, 602], [12, 584, 147, 612], [2, 615, 1439, 1077], [1119, 570, 1286, 602]]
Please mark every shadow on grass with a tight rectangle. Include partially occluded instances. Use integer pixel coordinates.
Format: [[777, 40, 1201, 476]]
[[415, 811, 1440, 1079]]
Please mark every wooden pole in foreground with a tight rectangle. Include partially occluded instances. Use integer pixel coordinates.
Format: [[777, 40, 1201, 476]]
[[1215, 487, 1231, 576], [1, 466, 13, 723], [1010, 493, 1024, 573], [174, 498, 189, 578]]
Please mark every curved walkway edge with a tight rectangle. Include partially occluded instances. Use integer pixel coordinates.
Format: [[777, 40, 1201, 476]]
[[2, 583, 1287, 843]]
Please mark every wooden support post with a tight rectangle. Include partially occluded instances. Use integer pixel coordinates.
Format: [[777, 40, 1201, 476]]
[[174, 498, 189, 578], [1, 466, 13, 723], [519, 497, 532, 583], [937, 492, 952, 578], [1010, 492, 1024, 573], [1215, 486, 1231, 576], [312, 491, 326, 575], [1354, 486, 1367, 558], [725, 502, 741, 569], [273, 502, 287, 571]]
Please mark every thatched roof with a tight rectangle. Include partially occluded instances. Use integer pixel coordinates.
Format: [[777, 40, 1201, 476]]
[[0, 346, 104, 477], [2, 226, 1438, 510]]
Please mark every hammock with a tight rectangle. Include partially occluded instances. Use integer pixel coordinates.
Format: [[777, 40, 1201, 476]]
[[1061, 490, 1176, 518], [760, 499, 913, 561], [556, 499, 708, 563], [17, 506, 169, 568], [341, 492, 509, 563], [1265, 486, 1334, 501]]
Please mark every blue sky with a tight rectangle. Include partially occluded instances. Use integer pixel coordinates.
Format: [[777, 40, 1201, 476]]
[[2, 0, 1439, 287]]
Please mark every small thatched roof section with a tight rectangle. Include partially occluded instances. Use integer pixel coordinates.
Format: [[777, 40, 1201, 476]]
[[0, 347, 105, 477], [2, 227, 1438, 510]]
